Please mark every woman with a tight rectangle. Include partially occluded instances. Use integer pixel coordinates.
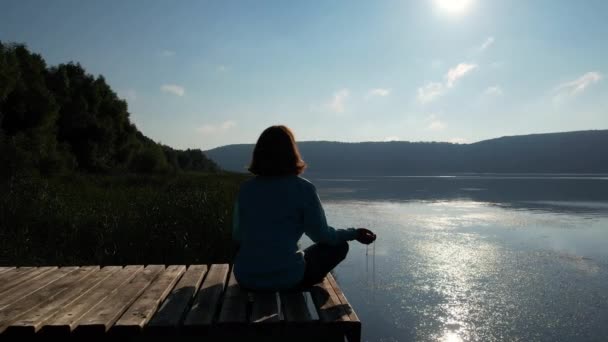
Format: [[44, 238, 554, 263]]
[[232, 125, 376, 291]]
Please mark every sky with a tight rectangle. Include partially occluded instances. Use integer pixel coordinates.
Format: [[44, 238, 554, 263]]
[[1, 0, 607, 150]]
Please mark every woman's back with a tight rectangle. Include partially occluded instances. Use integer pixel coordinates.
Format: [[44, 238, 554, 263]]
[[233, 175, 313, 290], [231, 125, 375, 291]]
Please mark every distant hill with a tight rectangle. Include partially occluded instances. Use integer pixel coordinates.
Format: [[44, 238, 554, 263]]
[[205, 130, 608, 176]]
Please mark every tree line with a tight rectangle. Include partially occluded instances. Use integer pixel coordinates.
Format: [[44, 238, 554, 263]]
[[0, 42, 219, 178]]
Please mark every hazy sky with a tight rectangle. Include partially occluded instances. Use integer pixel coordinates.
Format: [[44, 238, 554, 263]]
[[2, 0, 607, 150]]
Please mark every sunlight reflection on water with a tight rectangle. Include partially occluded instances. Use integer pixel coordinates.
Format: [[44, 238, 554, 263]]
[[441, 332, 463, 342], [316, 199, 608, 341]]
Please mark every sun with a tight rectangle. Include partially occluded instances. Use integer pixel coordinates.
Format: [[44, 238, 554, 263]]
[[434, 0, 473, 14]]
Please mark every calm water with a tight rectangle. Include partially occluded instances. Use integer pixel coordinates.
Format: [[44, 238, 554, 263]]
[[305, 175, 608, 342]]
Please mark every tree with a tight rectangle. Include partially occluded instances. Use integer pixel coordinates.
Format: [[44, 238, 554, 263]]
[[0, 41, 221, 177]]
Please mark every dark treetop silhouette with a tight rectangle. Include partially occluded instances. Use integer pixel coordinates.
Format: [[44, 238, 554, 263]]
[[0, 42, 218, 178]]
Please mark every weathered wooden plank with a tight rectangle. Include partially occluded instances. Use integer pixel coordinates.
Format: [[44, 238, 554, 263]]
[[217, 268, 248, 324], [250, 292, 282, 323], [183, 263, 230, 328], [74, 265, 165, 335], [0, 265, 361, 341], [0, 267, 34, 284], [40, 266, 142, 335], [5, 266, 120, 335], [0, 267, 56, 294], [326, 273, 361, 342], [281, 292, 316, 322], [0, 269, 18, 286], [310, 277, 350, 323], [245, 292, 284, 341], [0, 267, 78, 310], [146, 264, 207, 333], [303, 292, 320, 321], [0, 267, 96, 333], [326, 273, 359, 322], [0, 267, 15, 275], [281, 290, 325, 342], [112, 265, 186, 335]]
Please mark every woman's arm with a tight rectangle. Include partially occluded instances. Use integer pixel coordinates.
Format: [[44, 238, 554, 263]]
[[302, 184, 357, 245]]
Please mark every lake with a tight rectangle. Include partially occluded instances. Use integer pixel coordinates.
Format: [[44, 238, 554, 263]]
[[304, 175, 608, 342]]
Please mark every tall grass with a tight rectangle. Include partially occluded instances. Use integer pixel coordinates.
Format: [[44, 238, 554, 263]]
[[0, 172, 249, 266]]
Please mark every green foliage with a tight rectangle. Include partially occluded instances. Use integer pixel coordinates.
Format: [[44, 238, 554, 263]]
[[0, 42, 247, 265], [130, 144, 170, 173], [0, 173, 249, 265], [0, 41, 220, 176]]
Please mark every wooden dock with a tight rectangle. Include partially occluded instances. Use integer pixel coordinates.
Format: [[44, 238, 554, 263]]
[[0, 265, 360, 341]]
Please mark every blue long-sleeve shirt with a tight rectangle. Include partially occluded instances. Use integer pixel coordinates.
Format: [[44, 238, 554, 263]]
[[232, 175, 357, 290]]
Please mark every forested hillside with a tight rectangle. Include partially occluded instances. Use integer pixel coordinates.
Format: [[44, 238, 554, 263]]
[[0, 43, 243, 266], [0, 42, 218, 178], [206, 130, 608, 176]]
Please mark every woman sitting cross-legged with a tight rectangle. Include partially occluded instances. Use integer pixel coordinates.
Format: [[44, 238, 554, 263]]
[[231, 125, 376, 291]]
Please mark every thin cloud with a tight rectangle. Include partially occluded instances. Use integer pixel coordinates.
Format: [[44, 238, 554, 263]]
[[327, 89, 350, 113], [161, 84, 185, 97], [197, 120, 237, 134], [445, 63, 478, 88], [484, 86, 503, 96], [428, 120, 446, 131], [366, 88, 392, 99], [418, 62, 478, 104], [217, 65, 230, 72], [160, 50, 176, 57], [478, 37, 495, 52], [427, 114, 447, 131], [417, 82, 445, 103], [555, 72, 602, 95]]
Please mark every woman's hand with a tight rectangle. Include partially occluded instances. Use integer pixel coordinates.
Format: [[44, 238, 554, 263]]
[[355, 228, 376, 244]]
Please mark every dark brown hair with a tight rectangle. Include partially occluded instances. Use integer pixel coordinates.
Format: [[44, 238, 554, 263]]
[[248, 125, 307, 176]]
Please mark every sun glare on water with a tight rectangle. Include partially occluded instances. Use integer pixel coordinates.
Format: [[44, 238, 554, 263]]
[[434, 0, 473, 14], [441, 332, 464, 342]]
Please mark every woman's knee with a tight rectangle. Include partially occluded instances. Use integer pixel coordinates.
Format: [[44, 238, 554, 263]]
[[336, 241, 349, 260]]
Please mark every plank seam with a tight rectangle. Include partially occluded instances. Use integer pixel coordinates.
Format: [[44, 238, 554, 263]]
[[213, 264, 233, 324]]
